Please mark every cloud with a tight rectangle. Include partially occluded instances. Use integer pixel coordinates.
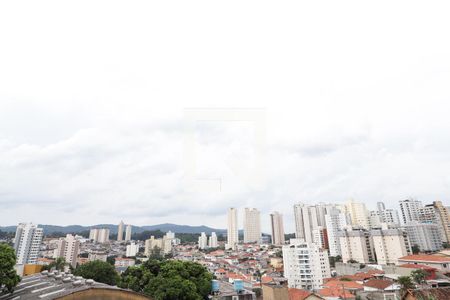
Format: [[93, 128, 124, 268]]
[[0, 1, 450, 232]]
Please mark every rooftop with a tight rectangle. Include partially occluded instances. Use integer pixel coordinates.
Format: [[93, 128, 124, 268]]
[[398, 255, 450, 263], [0, 271, 149, 300]]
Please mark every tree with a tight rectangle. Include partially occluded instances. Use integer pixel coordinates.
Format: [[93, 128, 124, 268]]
[[398, 276, 415, 297], [411, 269, 427, 286], [119, 259, 213, 300], [347, 259, 358, 263], [73, 260, 120, 285], [0, 243, 20, 293], [42, 257, 68, 272], [412, 244, 420, 254]]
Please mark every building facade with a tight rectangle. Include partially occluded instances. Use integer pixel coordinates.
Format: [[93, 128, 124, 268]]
[[53, 234, 80, 268], [226, 207, 239, 250], [270, 211, 285, 245], [14, 223, 44, 265], [282, 239, 331, 290], [243, 208, 261, 243]]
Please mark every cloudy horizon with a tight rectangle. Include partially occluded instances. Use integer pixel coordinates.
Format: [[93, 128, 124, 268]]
[[1, 1, 450, 233]]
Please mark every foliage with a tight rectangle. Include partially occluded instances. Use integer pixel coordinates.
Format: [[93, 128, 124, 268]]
[[398, 276, 415, 296], [252, 288, 262, 297], [73, 260, 120, 285], [107, 256, 116, 266], [412, 244, 420, 254], [340, 277, 352, 281], [329, 256, 342, 267], [442, 242, 450, 249], [149, 246, 164, 260], [0, 243, 21, 293], [42, 257, 67, 271], [119, 259, 213, 300], [411, 269, 427, 285], [347, 259, 358, 263]]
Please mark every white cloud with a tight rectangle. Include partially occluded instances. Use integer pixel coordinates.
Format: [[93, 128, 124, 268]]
[[0, 1, 450, 232]]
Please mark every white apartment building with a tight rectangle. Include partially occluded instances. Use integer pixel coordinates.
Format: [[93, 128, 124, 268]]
[[270, 211, 285, 245], [371, 227, 411, 265], [89, 228, 110, 243], [419, 204, 448, 243], [209, 232, 218, 248], [282, 239, 331, 291], [380, 209, 401, 226], [402, 221, 442, 252], [198, 232, 208, 249], [117, 221, 124, 241], [125, 224, 132, 241], [369, 211, 383, 229], [433, 201, 450, 243], [312, 226, 328, 250], [345, 199, 370, 229], [325, 209, 351, 257], [226, 208, 239, 250], [244, 208, 261, 243], [338, 228, 375, 264], [293, 203, 328, 244], [399, 199, 422, 225], [14, 223, 44, 265], [144, 233, 174, 256], [126, 242, 140, 257], [53, 234, 80, 268]]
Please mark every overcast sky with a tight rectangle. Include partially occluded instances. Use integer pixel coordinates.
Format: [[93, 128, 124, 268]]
[[1, 1, 450, 232]]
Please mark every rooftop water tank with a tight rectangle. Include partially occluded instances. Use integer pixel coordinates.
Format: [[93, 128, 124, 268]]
[[211, 280, 220, 293], [234, 279, 244, 292]]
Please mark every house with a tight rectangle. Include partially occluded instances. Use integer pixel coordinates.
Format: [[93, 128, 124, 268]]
[[402, 287, 450, 300], [363, 279, 398, 292], [289, 288, 324, 300], [398, 255, 450, 272], [317, 287, 355, 300]]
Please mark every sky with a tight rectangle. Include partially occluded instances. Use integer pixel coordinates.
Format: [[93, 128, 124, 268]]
[[1, 1, 450, 233]]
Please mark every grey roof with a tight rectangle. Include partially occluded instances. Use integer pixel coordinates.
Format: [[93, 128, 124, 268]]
[[0, 271, 128, 300]]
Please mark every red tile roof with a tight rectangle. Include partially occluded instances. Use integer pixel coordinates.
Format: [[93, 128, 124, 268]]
[[318, 287, 355, 299], [323, 279, 364, 290], [399, 255, 450, 263], [289, 288, 312, 300], [363, 279, 394, 290]]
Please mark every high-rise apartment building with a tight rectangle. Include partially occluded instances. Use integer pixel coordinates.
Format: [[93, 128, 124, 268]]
[[209, 232, 218, 248], [144, 232, 173, 256], [377, 202, 386, 212], [198, 232, 208, 249], [433, 201, 450, 243], [402, 221, 442, 252], [282, 239, 331, 290], [126, 242, 140, 257], [226, 208, 239, 250], [89, 228, 110, 243], [117, 221, 124, 241], [270, 211, 285, 245], [125, 224, 132, 241], [14, 223, 44, 265], [325, 209, 351, 257], [338, 228, 375, 264], [53, 234, 80, 268], [293, 203, 329, 244], [371, 226, 411, 265], [243, 208, 261, 243], [345, 199, 370, 229], [399, 199, 422, 225]]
